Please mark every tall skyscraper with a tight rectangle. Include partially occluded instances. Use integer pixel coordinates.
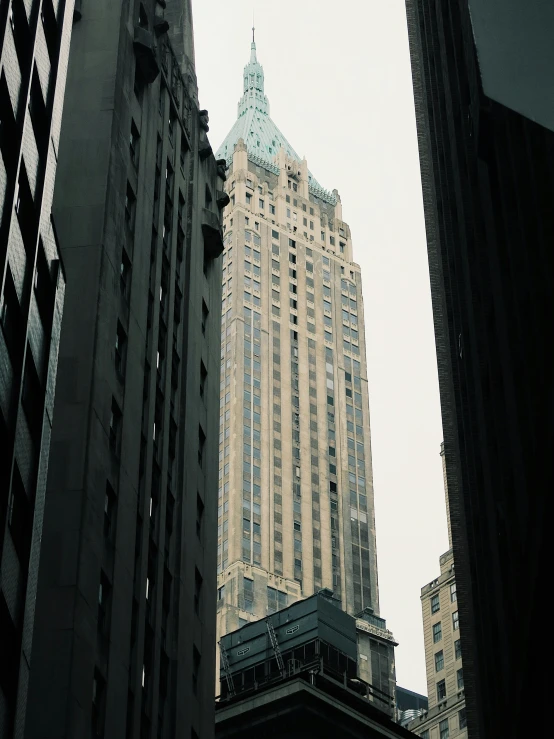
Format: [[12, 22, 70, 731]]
[[25, 3, 224, 738], [405, 1, 553, 737], [215, 35, 381, 658], [407, 445, 467, 739], [1, 1, 74, 736]]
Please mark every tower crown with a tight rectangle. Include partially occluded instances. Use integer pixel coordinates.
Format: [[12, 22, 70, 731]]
[[216, 33, 336, 205], [238, 33, 269, 116]]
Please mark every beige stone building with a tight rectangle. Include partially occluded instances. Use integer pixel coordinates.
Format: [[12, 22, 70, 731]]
[[213, 35, 393, 696], [408, 445, 467, 739]]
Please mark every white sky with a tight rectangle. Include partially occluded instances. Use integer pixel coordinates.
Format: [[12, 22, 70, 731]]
[[193, 0, 448, 696]]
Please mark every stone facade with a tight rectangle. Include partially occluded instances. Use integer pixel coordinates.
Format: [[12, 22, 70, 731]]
[[215, 38, 384, 696], [24, 2, 223, 738], [408, 447, 466, 739]]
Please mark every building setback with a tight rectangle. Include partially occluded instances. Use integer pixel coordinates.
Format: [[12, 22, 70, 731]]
[[25, 2, 224, 738], [214, 35, 394, 701], [216, 592, 413, 739], [0, 1, 73, 736], [405, 1, 554, 737]]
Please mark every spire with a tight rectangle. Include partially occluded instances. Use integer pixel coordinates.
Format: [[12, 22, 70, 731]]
[[239, 28, 268, 116]]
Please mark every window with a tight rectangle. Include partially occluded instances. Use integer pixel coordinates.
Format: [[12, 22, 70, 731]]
[[91, 670, 106, 737], [450, 582, 457, 602], [201, 300, 209, 335], [432, 621, 442, 643], [115, 322, 127, 377], [420, 732, 429, 739], [192, 646, 201, 695], [431, 593, 440, 613], [259, 199, 264, 208], [130, 121, 140, 168], [435, 650, 444, 672], [196, 494, 204, 539], [194, 568, 203, 614], [109, 399, 122, 455], [98, 571, 111, 635], [439, 718, 449, 739], [198, 426, 206, 467], [246, 192, 251, 204], [452, 610, 459, 630], [459, 709, 467, 729], [437, 679, 446, 701], [124, 183, 136, 230], [457, 668, 464, 689], [454, 639, 462, 659], [104, 482, 116, 540]]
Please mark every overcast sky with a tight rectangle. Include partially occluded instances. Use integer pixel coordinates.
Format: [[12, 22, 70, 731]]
[[193, 0, 448, 696]]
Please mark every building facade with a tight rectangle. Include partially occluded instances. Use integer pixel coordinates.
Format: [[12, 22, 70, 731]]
[[405, 2, 553, 737], [406, 446, 466, 739], [215, 37, 381, 656], [0, 1, 74, 736], [25, 2, 224, 739]]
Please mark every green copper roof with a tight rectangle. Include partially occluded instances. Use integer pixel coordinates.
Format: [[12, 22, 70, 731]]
[[216, 38, 336, 205]]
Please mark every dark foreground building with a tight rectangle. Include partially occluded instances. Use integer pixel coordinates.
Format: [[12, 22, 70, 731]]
[[25, 2, 225, 738], [216, 592, 414, 739], [405, 1, 554, 737], [0, 1, 74, 736]]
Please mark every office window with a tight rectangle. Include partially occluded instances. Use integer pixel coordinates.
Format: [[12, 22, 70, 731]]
[[115, 322, 127, 377], [194, 568, 203, 614], [459, 709, 467, 729], [457, 668, 464, 689], [452, 610, 459, 631], [246, 192, 251, 204], [454, 639, 462, 659], [192, 647, 201, 695], [196, 494, 204, 539], [435, 650, 444, 672], [109, 399, 122, 455], [259, 199, 264, 209], [437, 679, 446, 701], [431, 593, 440, 613], [432, 621, 442, 643], [439, 718, 449, 739], [450, 582, 457, 602], [124, 183, 136, 229], [198, 426, 206, 467], [130, 120, 140, 168], [104, 482, 116, 540]]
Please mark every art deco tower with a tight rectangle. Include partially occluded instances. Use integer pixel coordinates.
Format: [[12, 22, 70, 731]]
[[215, 35, 381, 645]]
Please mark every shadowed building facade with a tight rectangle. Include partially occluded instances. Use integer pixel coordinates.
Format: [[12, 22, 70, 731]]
[[405, 1, 554, 737], [25, 2, 224, 738], [214, 35, 395, 706], [0, 1, 74, 736]]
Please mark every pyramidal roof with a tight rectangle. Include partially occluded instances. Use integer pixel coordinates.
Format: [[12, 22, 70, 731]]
[[216, 34, 336, 205]]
